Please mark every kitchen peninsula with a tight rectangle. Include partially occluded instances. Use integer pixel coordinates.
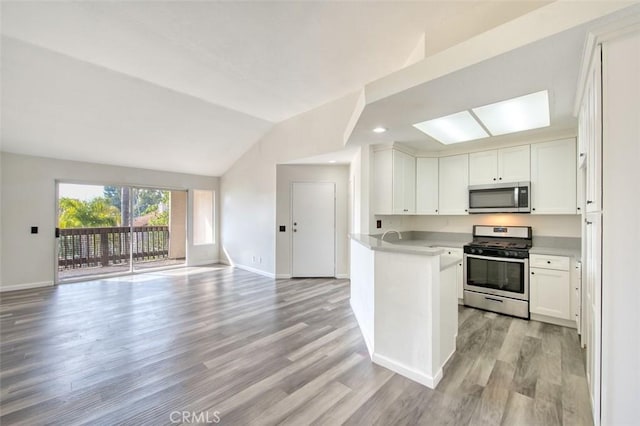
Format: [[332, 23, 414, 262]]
[[349, 234, 461, 388]]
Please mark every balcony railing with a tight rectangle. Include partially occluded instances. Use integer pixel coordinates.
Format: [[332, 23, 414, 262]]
[[58, 226, 170, 270]]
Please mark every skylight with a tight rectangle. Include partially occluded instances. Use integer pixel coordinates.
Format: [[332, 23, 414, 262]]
[[412, 111, 489, 145], [472, 90, 550, 136], [412, 90, 550, 144]]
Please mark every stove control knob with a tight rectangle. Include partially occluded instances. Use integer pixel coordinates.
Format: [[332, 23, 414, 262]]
[[477, 249, 483, 255]]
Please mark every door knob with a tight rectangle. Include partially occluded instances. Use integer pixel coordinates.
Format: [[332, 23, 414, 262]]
[[293, 229, 297, 232], [293, 222, 297, 225]]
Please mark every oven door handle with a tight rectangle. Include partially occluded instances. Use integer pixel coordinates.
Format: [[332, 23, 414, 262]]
[[464, 254, 527, 264]]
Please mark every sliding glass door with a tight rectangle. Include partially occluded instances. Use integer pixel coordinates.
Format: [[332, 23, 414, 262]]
[[56, 183, 186, 282], [132, 188, 186, 271]]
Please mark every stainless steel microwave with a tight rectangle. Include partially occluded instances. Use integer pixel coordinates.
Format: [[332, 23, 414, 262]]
[[468, 182, 531, 213]]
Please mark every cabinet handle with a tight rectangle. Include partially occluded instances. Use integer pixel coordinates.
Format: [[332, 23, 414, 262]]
[[464, 209, 468, 212], [586, 221, 593, 225], [493, 178, 497, 181], [577, 207, 581, 211], [435, 209, 438, 213], [531, 271, 535, 275], [580, 153, 585, 157], [499, 177, 502, 180], [547, 261, 551, 264], [587, 200, 593, 204], [532, 208, 536, 211]]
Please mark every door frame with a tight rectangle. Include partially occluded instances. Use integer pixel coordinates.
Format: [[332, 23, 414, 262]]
[[55, 179, 188, 284], [289, 181, 337, 278]]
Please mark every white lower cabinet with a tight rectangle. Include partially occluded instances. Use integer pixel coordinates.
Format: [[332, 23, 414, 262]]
[[438, 247, 464, 300], [529, 254, 571, 320]]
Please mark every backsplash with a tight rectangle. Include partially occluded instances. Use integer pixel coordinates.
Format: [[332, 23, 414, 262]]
[[410, 214, 581, 238]]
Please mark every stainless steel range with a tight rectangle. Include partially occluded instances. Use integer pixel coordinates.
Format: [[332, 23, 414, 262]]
[[463, 225, 532, 319]]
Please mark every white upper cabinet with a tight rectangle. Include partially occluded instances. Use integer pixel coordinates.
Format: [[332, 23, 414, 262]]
[[416, 158, 438, 215], [469, 150, 498, 185], [374, 149, 415, 215], [530, 138, 577, 214], [582, 45, 602, 214], [438, 154, 469, 215], [469, 145, 530, 185], [498, 145, 531, 183]]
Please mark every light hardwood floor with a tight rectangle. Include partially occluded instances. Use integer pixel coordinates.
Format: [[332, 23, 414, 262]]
[[0, 265, 593, 425]]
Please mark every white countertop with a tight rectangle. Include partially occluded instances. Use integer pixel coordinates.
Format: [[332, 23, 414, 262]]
[[530, 246, 581, 260], [350, 234, 464, 267]]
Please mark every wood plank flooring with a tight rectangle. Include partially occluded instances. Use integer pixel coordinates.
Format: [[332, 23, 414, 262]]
[[0, 265, 593, 425]]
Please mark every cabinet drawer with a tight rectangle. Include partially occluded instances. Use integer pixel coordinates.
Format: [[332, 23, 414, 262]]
[[530, 254, 570, 271]]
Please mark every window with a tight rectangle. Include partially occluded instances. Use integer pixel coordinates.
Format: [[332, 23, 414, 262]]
[[193, 190, 214, 245]]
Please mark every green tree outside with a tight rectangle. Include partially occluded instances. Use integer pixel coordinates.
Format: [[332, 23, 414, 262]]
[[58, 197, 122, 228]]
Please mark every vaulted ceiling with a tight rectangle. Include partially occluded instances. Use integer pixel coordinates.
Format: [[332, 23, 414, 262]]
[[0, 1, 549, 176]]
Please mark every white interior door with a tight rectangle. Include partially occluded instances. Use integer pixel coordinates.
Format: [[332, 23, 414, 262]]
[[292, 182, 335, 277]]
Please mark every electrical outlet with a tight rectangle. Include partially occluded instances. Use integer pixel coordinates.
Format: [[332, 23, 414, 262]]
[[376, 220, 382, 229]]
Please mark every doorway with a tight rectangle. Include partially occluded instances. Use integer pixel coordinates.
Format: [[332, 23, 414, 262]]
[[56, 182, 187, 282], [291, 182, 335, 277]]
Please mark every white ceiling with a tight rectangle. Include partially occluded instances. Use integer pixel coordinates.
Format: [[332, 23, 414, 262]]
[[346, 3, 640, 154], [0, 1, 550, 175], [346, 23, 588, 153]]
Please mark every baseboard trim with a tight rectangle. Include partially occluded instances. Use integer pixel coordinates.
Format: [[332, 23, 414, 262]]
[[1, 281, 54, 293], [188, 259, 220, 267], [371, 352, 442, 389], [234, 264, 275, 279], [531, 313, 577, 329], [335, 274, 350, 279], [275, 274, 292, 279]]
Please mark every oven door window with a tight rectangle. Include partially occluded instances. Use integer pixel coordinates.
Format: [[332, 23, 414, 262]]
[[466, 257, 524, 294], [470, 188, 517, 209]]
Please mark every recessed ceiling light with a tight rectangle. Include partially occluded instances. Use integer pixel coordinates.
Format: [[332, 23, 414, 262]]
[[372, 127, 387, 133], [328, 160, 337, 163], [472, 90, 550, 136], [413, 111, 489, 144]]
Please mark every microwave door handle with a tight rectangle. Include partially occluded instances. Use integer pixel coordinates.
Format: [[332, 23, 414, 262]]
[[514, 187, 518, 208]]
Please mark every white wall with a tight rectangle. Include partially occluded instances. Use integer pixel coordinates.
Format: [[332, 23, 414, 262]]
[[275, 165, 349, 278], [0, 151, 3, 286], [350, 240, 375, 355], [601, 30, 640, 425], [0, 153, 219, 291], [220, 92, 361, 276]]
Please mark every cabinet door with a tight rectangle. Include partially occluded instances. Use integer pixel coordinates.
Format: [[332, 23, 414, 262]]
[[469, 150, 498, 185], [403, 152, 416, 214], [416, 158, 438, 214], [530, 267, 571, 319], [392, 150, 405, 214], [530, 138, 577, 214], [456, 261, 463, 300], [498, 145, 530, 183], [585, 45, 602, 213], [438, 154, 469, 215], [584, 212, 602, 414]]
